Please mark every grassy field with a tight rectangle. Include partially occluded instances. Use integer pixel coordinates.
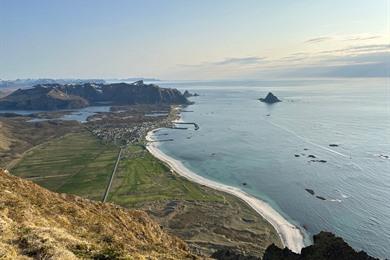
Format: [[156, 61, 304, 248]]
[[107, 144, 282, 256], [10, 134, 281, 256], [108, 145, 224, 207], [11, 131, 119, 201], [0, 118, 81, 168]]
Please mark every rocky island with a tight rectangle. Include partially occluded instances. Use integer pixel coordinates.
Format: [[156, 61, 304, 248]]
[[183, 90, 200, 98], [259, 92, 281, 104]]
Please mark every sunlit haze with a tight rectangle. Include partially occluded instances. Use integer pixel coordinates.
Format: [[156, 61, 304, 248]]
[[1, 0, 389, 80]]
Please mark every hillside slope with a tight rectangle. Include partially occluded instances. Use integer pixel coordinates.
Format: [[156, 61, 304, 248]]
[[0, 86, 89, 110], [0, 169, 195, 259]]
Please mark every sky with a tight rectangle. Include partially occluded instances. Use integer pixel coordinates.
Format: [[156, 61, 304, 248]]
[[0, 0, 389, 80]]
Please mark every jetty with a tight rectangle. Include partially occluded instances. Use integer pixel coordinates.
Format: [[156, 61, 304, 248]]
[[174, 122, 199, 130], [149, 139, 174, 142]]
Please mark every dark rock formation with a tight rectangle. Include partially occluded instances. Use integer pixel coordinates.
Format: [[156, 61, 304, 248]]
[[212, 249, 260, 260], [183, 90, 199, 98], [264, 232, 377, 260], [310, 160, 327, 163], [0, 81, 189, 110], [259, 92, 281, 104], [305, 189, 315, 195]]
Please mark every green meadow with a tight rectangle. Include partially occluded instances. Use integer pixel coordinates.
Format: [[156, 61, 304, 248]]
[[12, 132, 119, 201]]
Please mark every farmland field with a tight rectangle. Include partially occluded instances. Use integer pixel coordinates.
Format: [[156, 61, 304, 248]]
[[107, 144, 224, 207], [11, 131, 119, 200]]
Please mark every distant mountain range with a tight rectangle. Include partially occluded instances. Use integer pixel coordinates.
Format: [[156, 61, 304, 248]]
[[0, 78, 106, 89], [114, 77, 160, 82], [0, 80, 188, 110], [0, 78, 161, 89]]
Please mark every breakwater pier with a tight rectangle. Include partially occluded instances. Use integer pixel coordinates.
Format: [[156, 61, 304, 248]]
[[174, 122, 199, 130]]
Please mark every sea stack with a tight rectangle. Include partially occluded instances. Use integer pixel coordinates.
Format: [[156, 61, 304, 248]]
[[183, 90, 199, 98], [259, 92, 281, 104]]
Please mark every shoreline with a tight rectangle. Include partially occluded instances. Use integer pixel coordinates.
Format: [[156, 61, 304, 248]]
[[146, 129, 305, 253]]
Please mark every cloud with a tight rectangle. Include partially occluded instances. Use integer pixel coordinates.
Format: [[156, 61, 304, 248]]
[[349, 44, 390, 52], [211, 56, 265, 66], [275, 51, 390, 78], [318, 44, 390, 55], [305, 36, 332, 43], [305, 34, 381, 44], [178, 56, 265, 68], [176, 42, 389, 79], [344, 35, 380, 41]]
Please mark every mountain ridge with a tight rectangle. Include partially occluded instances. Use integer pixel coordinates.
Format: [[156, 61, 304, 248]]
[[0, 81, 189, 110]]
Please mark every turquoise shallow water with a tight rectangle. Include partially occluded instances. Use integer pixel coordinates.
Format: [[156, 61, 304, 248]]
[[157, 78, 390, 258]]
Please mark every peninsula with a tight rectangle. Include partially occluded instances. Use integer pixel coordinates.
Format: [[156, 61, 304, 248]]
[[0, 81, 189, 110]]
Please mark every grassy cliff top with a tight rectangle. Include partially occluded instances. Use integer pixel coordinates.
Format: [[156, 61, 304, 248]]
[[0, 169, 195, 259]]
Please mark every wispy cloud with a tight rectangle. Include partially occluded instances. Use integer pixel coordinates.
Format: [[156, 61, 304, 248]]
[[272, 51, 390, 78], [319, 44, 390, 55], [178, 56, 265, 68], [344, 35, 380, 41], [211, 56, 265, 66], [176, 41, 389, 79], [305, 36, 332, 43], [305, 34, 381, 44]]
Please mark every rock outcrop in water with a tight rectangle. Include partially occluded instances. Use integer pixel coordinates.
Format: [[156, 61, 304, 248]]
[[259, 92, 281, 104], [263, 231, 377, 260], [183, 90, 199, 98], [0, 81, 189, 110]]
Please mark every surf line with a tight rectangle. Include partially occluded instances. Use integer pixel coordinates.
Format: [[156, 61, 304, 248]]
[[266, 119, 365, 171], [266, 120, 349, 158]]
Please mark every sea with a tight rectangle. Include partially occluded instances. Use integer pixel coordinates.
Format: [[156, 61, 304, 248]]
[[154, 78, 390, 258], [0, 106, 110, 123]]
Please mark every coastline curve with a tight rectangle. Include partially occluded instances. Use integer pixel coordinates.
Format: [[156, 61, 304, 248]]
[[146, 129, 305, 253]]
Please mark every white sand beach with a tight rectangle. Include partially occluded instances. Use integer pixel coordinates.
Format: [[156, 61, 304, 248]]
[[146, 129, 305, 253]]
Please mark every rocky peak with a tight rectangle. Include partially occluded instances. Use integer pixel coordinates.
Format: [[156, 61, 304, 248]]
[[259, 92, 281, 104]]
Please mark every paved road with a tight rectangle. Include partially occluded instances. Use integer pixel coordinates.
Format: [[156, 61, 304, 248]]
[[102, 148, 123, 202]]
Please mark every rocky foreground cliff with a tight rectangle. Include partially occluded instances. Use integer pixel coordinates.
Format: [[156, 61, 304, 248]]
[[0, 169, 194, 259], [212, 232, 377, 260], [263, 232, 377, 260], [0, 81, 189, 110]]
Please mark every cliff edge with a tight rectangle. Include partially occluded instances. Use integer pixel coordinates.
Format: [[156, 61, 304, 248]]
[[0, 169, 195, 259]]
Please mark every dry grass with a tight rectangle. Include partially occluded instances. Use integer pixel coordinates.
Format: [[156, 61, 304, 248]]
[[0, 169, 197, 259], [0, 122, 12, 151], [0, 117, 81, 169]]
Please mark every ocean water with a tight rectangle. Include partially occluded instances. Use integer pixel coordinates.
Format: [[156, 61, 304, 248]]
[[156, 78, 390, 258], [0, 106, 110, 123]]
